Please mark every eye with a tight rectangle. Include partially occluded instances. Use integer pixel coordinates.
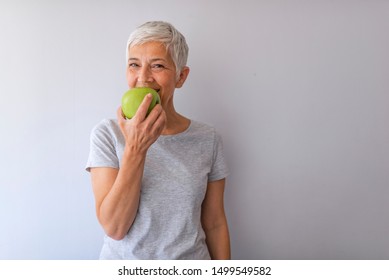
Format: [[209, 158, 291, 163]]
[[128, 63, 139, 68], [152, 64, 165, 69]]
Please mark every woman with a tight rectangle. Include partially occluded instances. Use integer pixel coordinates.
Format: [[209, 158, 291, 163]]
[[86, 21, 230, 259]]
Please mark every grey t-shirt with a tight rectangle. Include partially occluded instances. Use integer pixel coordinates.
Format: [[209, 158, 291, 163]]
[[86, 119, 229, 259]]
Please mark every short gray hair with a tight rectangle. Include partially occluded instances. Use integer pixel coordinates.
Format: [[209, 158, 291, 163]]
[[126, 21, 189, 78]]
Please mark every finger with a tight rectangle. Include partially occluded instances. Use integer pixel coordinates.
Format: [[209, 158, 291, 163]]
[[117, 106, 128, 131], [117, 106, 126, 121], [145, 104, 163, 125], [152, 108, 166, 134], [133, 94, 153, 121]]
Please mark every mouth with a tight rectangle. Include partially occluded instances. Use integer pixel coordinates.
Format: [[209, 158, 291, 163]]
[[155, 89, 161, 104]]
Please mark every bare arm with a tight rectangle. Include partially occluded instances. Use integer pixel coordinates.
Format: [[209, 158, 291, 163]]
[[90, 94, 166, 240], [201, 178, 231, 259], [90, 151, 145, 240]]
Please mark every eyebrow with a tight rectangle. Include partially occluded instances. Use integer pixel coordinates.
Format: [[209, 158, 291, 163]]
[[127, 57, 167, 62]]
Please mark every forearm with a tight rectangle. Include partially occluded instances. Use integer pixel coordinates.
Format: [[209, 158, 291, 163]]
[[98, 148, 146, 240], [205, 221, 231, 260]]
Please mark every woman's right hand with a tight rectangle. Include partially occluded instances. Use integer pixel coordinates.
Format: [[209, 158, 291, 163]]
[[117, 93, 166, 155]]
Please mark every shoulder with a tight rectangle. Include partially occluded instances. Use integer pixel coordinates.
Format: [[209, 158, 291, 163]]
[[188, 120, 223, 143], [86, 119, 121, 171], [90, 119, 122, 143], [91, 119, 120, 136], [188, 120, 217, 137]]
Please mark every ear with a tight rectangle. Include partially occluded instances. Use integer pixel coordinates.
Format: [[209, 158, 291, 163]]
[[175, 66, 190, 88]]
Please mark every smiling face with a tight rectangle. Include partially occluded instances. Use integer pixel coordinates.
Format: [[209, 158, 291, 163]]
[[126, 41, 189, 109]]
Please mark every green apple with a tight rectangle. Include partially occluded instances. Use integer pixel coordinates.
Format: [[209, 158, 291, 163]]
[[121, 87, 160, 119]]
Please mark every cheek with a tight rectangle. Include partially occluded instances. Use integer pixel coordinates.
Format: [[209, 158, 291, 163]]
[[126, 71, 136, 87], [160, 74, 177, 88]]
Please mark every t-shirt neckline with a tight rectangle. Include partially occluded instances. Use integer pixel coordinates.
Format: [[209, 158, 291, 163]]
[[158, 120, 193, 139]]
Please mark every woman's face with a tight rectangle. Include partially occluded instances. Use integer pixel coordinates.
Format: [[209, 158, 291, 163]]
[[126, 41, 188, 107]]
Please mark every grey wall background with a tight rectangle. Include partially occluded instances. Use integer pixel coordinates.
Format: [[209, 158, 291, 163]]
[[1, 0, 388, 259]]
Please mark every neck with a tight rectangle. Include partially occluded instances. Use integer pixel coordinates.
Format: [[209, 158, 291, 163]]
[[161, 105, 190, 135]]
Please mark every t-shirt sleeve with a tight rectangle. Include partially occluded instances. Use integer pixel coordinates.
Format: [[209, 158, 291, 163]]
[[85, 120, 120, 172], [208, 132, 229, 182]]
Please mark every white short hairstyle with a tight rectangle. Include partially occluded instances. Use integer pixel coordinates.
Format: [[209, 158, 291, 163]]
[[126, 21, 189, 79]]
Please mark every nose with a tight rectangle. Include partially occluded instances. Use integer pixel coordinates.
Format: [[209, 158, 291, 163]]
[[137, 66, 154, 85]]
